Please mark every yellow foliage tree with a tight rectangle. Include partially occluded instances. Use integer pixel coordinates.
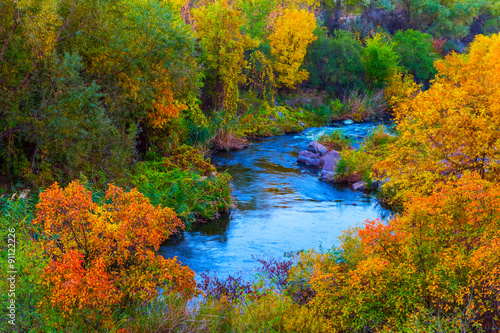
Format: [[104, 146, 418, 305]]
[[268, 8, 317, 89], [192, 0, 257, 113], [289, 173, 500, 331], [244, 50, 275, 101], [384, 70, 420, 110], [376, 33, 500, 204]]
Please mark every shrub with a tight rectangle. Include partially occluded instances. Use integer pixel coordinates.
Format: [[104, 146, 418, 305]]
[[121, 293, 218, 333], [392, 29, 439, 84], [363, 32, 400, 88], [239, 101, 312, 137], [384, 70, 420, 110], [131, 146, 232, 226], [334, 125, 396, 185], [230, 292, 297, 333], [0, 192, 51, 331], [342, 89, 388, 121], [376, 33, 500, 206], [318, 130, 353, 152], [297, 173, 500, 332], [253, 255, 294, 291], [33, 181, 196, 329], [304, 28, 365, 95], [334, 149, 371, 183], [198, 271, 254, 302]]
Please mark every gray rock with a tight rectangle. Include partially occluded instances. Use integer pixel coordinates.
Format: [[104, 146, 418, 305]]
[[320, 170, 335, 181], [298, 121, 306, 128], [19, 189, 30, 199], [320, 150, 341, 180], [297, 151, 322, 167], [352, 181, 365, 191], [307, 141, 329, 156]]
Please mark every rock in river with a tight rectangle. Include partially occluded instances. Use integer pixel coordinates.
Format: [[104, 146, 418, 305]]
[[307, 141, 329, 156], [320, 150, 341, 181], [352, 181, 366, 191], [297, 151, 322, 167]]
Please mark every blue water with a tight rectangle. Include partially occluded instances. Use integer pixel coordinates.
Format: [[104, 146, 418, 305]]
[[159, 123, 392, 278]]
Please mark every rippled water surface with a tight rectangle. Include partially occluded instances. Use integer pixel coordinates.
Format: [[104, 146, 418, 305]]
[[159, 123, 392, 277]]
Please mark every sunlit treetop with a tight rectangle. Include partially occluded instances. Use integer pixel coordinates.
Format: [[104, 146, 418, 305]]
[[376, 33, 500, 204]]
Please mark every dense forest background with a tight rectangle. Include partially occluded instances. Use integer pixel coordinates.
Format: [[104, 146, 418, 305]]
[[1, 0, 499, 190], [1, 0, 500, 331]]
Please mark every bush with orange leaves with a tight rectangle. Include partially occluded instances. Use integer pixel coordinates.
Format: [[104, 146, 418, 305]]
[[289, 173, 500, 332], [33, 181, 196, 328]]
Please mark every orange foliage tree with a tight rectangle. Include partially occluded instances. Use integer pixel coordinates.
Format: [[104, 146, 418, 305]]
[[376, 33, 500, 205], [292, 173, 500, 331], [34, 181, 196, 327], [268, 8, 317, 89]]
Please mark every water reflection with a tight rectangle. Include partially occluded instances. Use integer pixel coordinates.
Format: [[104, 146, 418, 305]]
[[159, 124, 393, 278]]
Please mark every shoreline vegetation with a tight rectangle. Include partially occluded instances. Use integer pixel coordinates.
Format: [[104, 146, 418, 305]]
[[1, 0, 500, 331]]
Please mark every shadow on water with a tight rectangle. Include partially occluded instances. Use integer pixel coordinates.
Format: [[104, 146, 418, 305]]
[[159, 123, 393, 278]]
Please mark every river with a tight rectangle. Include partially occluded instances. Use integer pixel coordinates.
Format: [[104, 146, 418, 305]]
[[159, 123, 392, 278]]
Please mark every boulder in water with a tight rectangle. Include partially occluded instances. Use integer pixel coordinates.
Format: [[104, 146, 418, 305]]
[[352, 181, 366, 191], [320, 150, 341, 181], [307, 141, 329, 156], [297, 151, 322, 167]]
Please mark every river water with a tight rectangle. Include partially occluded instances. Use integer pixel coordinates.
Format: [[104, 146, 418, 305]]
[[159, 123, 392, 278]]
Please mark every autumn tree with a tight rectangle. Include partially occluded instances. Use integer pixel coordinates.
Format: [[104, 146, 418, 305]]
[[244, 50, 276, 101], [376, 33, 500, 204], [289, 173, 500, 331], [193, 0, 256, 114], [34, 181, 196, 328], [268, 8, 317, 89], [0, 0, 201, 186]]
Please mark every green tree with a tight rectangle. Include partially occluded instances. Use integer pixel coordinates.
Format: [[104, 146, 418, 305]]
[[363, 32, 400, 88], [392, 29, 438, 84], [304, 28, 365, 94], [395, 0, 487, 38]]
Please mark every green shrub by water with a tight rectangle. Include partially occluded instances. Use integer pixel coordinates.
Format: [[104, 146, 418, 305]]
[[318, 130, 353, 152], [131, 146, 232, 226]]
